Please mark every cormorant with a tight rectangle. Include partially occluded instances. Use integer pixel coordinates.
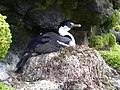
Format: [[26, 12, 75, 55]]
[[16, 20, 81, 73]]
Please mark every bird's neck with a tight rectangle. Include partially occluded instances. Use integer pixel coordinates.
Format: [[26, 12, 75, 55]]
[[59, 27, 76, 47]]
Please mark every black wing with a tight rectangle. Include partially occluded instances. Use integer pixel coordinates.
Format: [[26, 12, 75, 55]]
[[16, 32, 51, 73], [16, 32, 72, 73], [26, 33, 51, 52], [34, 32, 72, 53]]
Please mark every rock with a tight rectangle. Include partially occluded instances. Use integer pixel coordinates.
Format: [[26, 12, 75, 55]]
[[0, 52, 19, 85], [24, 6, 64, 30], [13, 46, 120, 90], [22, 0, 114, 30], [16, 80, 63, 90], [14, 0, 30, 16], [110, 78, 120, 90], [4, 52, 20, 71], [0, 0, 114, 57], [109, 0, 120, 9], [0, 62, 10, 81]]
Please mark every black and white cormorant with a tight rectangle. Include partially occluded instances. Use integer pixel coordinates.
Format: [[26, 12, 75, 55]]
[[16, 20, 81, 73]]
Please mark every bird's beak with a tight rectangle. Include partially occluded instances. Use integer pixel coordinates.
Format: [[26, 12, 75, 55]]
[[73, 24, 81, 27], [70, 22, 81, 28]]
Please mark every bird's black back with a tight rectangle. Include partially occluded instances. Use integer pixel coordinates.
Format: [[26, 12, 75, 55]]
[[27, 32, 72, 54]]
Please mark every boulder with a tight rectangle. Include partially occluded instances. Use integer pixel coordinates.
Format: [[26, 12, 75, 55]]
[[13, 46, 120, 90], [0, 52, 19, 85]]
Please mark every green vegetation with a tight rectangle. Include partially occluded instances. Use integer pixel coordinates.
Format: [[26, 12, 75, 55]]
[[88, 35, 103, 50], [88, 33, 119, 72], [114, 25, 120, 32], [102, 10, 119, 30], [0, 82, 15, 90], [102, 33, 116, 47], [88, 33, 116, 50], [99, 44, 120, 72], [96, 5, 120, 72], [0, 14, 12, 60], [88, 33, 120, 72], [117, 0, 120, 3]]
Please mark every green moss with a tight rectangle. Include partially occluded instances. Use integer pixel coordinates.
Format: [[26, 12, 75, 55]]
[[101, 33, 116, 47], [101, 34, 109, 45], [108, 33, 116, 47], [56, 0, 99, 24], [88, 33, 116, 50], [0, 82, 15, 90], [30, 0, 56, 11], [114, 25, 120, 32], [0, 14, 12, 60], [96, 33, 120, 72], [102, 10, 119, 30], [56, 0, 78, 19], [99, 44, 120, 72], [88, 35, 103, 50], [56, 0, 108, 25]]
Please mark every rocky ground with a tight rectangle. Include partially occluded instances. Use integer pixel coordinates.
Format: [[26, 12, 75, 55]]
[[0, 45, 120, 90]]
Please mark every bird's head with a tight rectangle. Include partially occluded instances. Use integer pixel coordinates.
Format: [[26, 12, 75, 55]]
[[58, 20, 81, 35]]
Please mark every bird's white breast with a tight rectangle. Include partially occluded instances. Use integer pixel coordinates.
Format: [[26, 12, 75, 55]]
[[58, 26, 76, 47]]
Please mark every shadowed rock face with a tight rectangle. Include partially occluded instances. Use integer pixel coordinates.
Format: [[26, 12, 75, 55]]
[[0, 0, 114, 56], [13, 0, 114, 29], [109, 0, 120, 9]]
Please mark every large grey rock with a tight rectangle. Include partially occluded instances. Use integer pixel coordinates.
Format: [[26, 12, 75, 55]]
[[13, 46, 120, 90], [0, 62, 10, 81], [0, 52, 19, 85]]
